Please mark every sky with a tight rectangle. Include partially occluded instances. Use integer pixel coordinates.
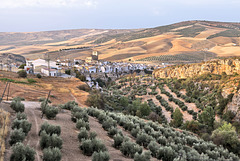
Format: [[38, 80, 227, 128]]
[[0, 0, 239, 32]]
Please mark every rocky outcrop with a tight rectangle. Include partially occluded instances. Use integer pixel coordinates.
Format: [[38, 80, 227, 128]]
[[153, 59, 240, 79], [226, 91, 240, 121], [0, 53, 26, 65]]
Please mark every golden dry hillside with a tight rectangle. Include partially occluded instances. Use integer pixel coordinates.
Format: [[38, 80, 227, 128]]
[[1, 20, 240, 62], [0, 71, 89, 106]]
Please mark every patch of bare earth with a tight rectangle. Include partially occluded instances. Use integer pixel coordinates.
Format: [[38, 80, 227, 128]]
[[156, 87, 193, 121], [88, 117, 133, 161], [163, 85, 200, 113], [140, 88, 172, 123]]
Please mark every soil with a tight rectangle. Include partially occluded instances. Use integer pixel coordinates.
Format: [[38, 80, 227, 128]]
[[3, 101, 133, 161], [163, 85, 200, 113], [156, 87, 193, 121], [0, 70, 88, 106]]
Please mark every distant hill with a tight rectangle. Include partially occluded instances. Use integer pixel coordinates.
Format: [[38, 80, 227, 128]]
[[0, 20, 240, 62]]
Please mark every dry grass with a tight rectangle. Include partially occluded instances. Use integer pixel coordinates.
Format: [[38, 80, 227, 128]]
[[0, 109, 10, 161], [0, 71, 88, 106], [1, 21, 240, 62]]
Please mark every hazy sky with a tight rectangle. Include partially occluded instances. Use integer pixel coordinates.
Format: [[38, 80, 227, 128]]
[[0, 0, 239, 32]]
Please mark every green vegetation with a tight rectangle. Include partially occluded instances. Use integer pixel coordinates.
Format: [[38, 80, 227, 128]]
[[0, 78, 29, 84], [9, 128, 26, 146], [10, 142, 35, 161], [39, 122, 61, 136], [137, 51, 216, 63], [11, 119, 32, 136], [88, 107, 239, 160], [17, 70, 27, 78], [18, 64, 26, 69], [85, 73, 240, 157], [10, 99, 25, 113], [40, 100, 58, 119], [174, 25, 206, 37], [39, 122, 62, 161], [92, 151, 110, 161], [43, 147, 62, 161], [27, 78, 37, 83], [93, 21, 198, 44], [170, 108, 183, 128], [207, 29, 240, 39], [212, 122, 240, 155], [36, 73, 42, 78]]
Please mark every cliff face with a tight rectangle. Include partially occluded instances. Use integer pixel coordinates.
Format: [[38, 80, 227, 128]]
[[226, 91, 240, 121], [153, 59, 240, 79]]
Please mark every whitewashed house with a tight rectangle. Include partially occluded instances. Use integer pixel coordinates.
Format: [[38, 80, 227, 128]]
[[88, 66, 97, 73], [25, 58, 59, 74], [41, 68, 58, 76]]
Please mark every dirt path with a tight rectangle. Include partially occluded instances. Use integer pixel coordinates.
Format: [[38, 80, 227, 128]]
[[23, 102, 42, 161], [163, 85, 200, 113], [22, 101, 91, 161], [88, 116, 133, 161]]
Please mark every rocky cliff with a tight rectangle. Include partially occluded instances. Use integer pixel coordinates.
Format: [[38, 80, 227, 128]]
[[153, 59, 240, 79]]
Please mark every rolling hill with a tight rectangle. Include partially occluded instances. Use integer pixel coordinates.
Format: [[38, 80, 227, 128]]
[[0, 20, 240, 62]]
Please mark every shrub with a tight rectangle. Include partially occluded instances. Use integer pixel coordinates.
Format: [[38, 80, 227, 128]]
[[18, 64, 25, 69], [89, 132, 97, 140], [36, 73, 42, 79], [9, 128, 26, 146], [80, 139, 93, 156], [92, 151, 110, 161], [120, 141, 142, 158], [136, 132, 154, 148], [11, 119, 32, 136], [131, 127, 141, 138], [27, 78, 36, 83], [170, 108, 183, 128], [113, 134, 126, 148], [61, 101, 78, 110], [39, 122, 61, 136], [78, 128, 89, 142], [12, 97, 25, 101], [10, 101, 25, 113], [40, 131, 62, 149], [17, 70, 27, 78], [16, 112, 27, 120], [156, 146, 176, 161], [78, 84, 90, 92], [107, 127, 118, 137], [80, 139, 107, 156], [43, 147, 61, 161], [102, 118, 117, 131], [147, 141, 159, 157], [71, 111, 88, 122], [10, 142, 35, 161], [134, 151, 151, 161], [76, 119, 90, 130], [44, 106, 58, 119]]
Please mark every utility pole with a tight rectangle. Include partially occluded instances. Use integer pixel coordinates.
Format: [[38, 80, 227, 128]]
[[47, 53, 50, 76], [6, 82, 11, 101], [44, 53, 51, 76], [0, 60, 2, 71], [41, 90, 51, 119], [0, 82, 9, 103]]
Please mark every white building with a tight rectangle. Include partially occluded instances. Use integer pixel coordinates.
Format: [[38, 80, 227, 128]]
[[25, 59, 59, 73], [41, 68, 58, 76]]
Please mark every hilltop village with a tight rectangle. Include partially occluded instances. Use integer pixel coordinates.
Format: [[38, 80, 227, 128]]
[[11, 51, 158, 89]]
